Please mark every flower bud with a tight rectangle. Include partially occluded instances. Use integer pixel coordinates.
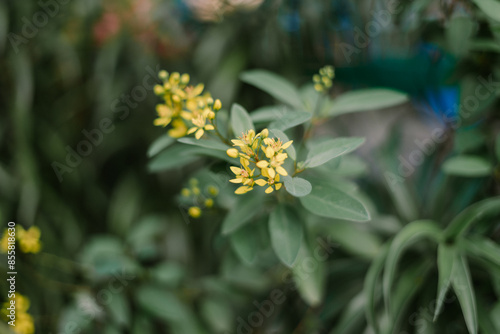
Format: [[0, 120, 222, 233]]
[[181, 73, 190, 84], [260, 128, 269, 138], [154, 85, 164, 95], [213, 99, 222, 111], [226, 148, 239, 158], [158, 70, 168, 80], [188, 206, 201, 218]]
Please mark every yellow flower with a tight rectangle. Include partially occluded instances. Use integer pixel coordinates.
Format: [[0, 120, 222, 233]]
[[213, 99, 222, 111], [187, 114, 214, 139], [255, 171, 282, 194], [15, 294, 31, 313], [188, 206, 202, 218], [13, 312, 34, 334], [153, 104, 174, 127], [0, 230, 10, 253], [17, 226, 41, 254], [168, 119, 188, 138], [227, 128, 292, 195]]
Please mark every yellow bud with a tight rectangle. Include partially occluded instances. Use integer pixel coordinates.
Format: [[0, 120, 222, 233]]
[[154, 85, 164, 95], [181, 73, 190, 84], [207, 97, 214, 105], [181, 188, 191, 197], [227, 148, 239, 158], [172, 95, 181, 103], [208, 185, 219, 196], [170, 72, 180, 82], [208, 111, 215, 119], [188, 206, 202, 218], [213, 99, 222, 111], [260, 128, 269, 138], [313, 74, 321, 83], [314, 84, 324, 92], [192, 187, 201, 195], [204, 198, 214, 208], [189, 178, 198, 186], [158, 70, 168, 80]]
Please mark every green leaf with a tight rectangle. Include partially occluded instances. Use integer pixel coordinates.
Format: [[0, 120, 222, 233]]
[[363, 245, 389, 334], [327, 221, 382, 259], [283, 176, 312, 197], [269, 128, 296, 160], [305, 137, 365, 168], [135, 285, 189, 322], [292, 240, 325, 306], [446, 16, 476, 56], [300, 184, 370, 222], [240, 70, 303, 108], [434, 243, 456, 321], [148, 145, 200, 172], [230, 103, 254, 136], [200, 298, 233, 333], [452, 254, 478, 334], [250, 106, 285, 123], [269, 204, 303, 267], [269, 111, 312, 131], [221, 192, 265, 234], [328, 88, 408, 116], [177, 137, 228, 151], [442, 155, 493, 177], [444, 197, 500, 240], [383, 220, 441, 315], [107, 293, 130, 327], [383, 171, 419, 222], [150, 262, 185, 287], [496, 134, 500, 161], [461, 236, 500, 268], [471, 0, 500, 22], [230, 222, 260, 265], [147, 134, 175, 157]]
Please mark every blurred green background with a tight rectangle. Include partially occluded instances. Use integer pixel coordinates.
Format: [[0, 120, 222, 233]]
[[1, 0, 500, 333]]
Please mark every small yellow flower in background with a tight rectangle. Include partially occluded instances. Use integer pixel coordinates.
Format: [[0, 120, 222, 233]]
[[0, 230, 10, 253], [2, 293, 35, 334], [153, 70, 221, 141], [181, 188, 191, 197], [17, 226, 41, 254], [226, 128, 292, 195], [188, 206, 202, 218], [207, 185, 219, 196], [204, 198, 214, 208], [313, 65, 335, 92]]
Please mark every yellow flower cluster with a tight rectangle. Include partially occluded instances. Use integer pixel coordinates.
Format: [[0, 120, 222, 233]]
[[313, 65, 335, 92], [153, 70, 221, 139], [226, 129, 292, 194], [180, 178, 219, 218], [2, 294, 35, 334], [0, 226, 41, 254]]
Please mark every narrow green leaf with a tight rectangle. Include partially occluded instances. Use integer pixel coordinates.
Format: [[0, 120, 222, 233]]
[[240, 70, 303, 108], [148, 145, 200, 172], [269, 205, 303, 267], [383, 220, 441, 315], [135, 285, 190, 322], [452, 254, 478, 334], [444, 196, 500, 240], [231, 103, 254, 137], [495, 134, 500, 161], [446, 16, 476, 56], [434, 243, 456, 321], [269, 111, 311, 131], [300, 184, 370, 222], [328, 88, 408, 116], [147, 134, 175, 157], [177, 137, 228, 151], [230, 223, 260, 265], [461, 236, 500, 267], [305, 137, 365, 168], [283, 176, 312, 197], [363, 245, 390, 334], [471, 0, 500, 22], [269, 128, 296, 160], [442, 155, 493, 177], [292, 240, 325, 306], [221, 193, 265, 234], [107, 293, 130, 327]]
